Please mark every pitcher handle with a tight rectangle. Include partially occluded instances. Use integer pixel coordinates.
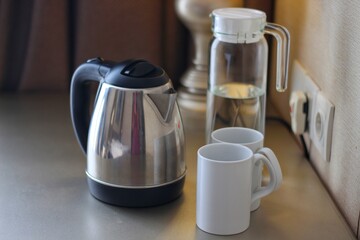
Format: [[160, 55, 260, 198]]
[[265, 23, 290, 92]]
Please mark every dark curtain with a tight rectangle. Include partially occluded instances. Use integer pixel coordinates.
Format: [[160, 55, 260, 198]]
[[0, 0, 272, 92], [0, 0, 188, 92]]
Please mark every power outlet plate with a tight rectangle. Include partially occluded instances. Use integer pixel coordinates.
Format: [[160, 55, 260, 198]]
[[290, 60, 335, 162], [310, 92, 335, 162]]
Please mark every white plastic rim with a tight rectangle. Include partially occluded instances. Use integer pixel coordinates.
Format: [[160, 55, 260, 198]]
[[211, 8, 266, 43]]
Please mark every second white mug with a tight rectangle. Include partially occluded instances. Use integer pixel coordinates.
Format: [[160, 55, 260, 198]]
[[210, 127, 282, 211]]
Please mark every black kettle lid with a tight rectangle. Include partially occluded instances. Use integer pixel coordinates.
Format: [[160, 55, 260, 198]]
[[104, 59, 169, 88]]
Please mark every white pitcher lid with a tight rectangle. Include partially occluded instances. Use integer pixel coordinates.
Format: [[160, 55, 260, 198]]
[[211, 8, 266, 43]]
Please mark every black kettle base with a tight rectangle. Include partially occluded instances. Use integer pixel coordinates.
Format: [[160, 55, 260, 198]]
[[87, 176, 185, 207]]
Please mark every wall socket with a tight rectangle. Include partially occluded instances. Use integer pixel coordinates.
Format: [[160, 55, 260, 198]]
[[310, 92, 335, 162], [290, 60, 335, 162]]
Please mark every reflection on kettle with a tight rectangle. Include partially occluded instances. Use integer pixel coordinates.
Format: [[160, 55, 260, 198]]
[[70, 58, 186, 207]]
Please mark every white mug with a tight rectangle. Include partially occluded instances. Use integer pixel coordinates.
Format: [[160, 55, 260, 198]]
[[211, 127, 282, 211], [196, 143, 280, 235]]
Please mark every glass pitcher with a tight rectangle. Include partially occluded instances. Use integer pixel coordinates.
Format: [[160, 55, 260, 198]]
[[206, 8, 290, 142]]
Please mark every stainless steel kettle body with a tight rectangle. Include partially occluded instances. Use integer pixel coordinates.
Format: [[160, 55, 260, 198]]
[[70, 58, 186, 207]]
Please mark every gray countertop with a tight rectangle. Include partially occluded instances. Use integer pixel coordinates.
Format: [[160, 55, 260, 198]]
[[0, 94, 355, 240]]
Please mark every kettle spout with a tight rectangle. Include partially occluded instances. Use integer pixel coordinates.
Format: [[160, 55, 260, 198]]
[[147, 89, 177, 123]]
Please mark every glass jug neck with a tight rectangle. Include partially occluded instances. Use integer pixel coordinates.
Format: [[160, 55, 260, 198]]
[[213, 31, 264, 44], [210, 8, 290, 92]]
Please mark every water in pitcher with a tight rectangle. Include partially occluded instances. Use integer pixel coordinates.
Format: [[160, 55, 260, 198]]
[[206, 82, 265, 142]]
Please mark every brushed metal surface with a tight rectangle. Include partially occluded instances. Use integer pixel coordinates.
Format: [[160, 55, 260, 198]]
[[87, 83, 186, 186]]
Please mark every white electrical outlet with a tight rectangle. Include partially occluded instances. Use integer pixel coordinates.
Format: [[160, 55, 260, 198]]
[[310, 92, 335, 162], [290, 60, 335, 162]]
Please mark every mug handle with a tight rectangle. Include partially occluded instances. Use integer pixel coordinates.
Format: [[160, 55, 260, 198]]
[[251, 151, 282, 203], [258, 147, 283, 190]]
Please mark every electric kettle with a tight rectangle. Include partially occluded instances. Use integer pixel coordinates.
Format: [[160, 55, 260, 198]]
[[70, 57, 186, 207]]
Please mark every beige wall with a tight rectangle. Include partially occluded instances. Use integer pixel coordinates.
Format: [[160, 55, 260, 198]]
[[269, 0, 360, 237]]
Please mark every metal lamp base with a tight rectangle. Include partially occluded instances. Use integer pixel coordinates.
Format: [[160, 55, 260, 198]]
[[177, 65, 207, 113]]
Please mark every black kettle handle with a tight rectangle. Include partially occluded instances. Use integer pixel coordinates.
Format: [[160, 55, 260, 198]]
[[70, 58, 113, 155]]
